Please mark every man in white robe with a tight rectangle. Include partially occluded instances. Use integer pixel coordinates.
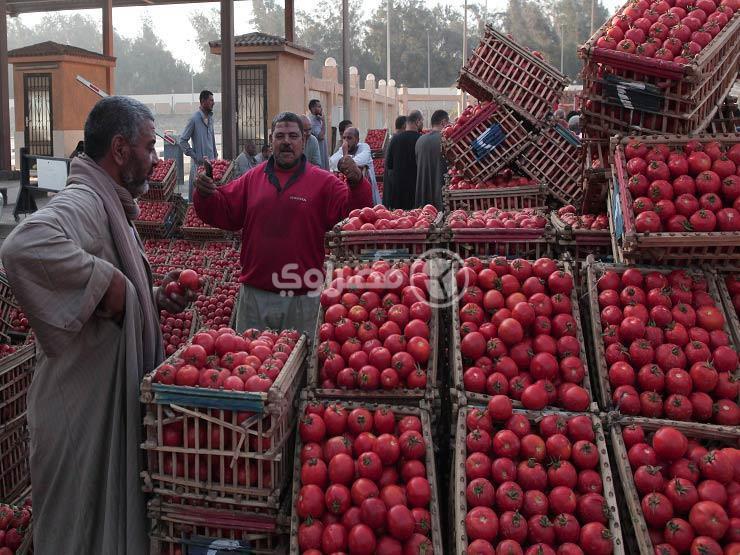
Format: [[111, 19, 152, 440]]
[[0, 96, 190, 554]]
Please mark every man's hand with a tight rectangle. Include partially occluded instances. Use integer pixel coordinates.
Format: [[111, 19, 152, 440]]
[[338, 156, 362, 187], [156, 270, 196, 314], [195, 172, 217, 197], [341, 140, 349, 157], [98, 269, 126, 323]]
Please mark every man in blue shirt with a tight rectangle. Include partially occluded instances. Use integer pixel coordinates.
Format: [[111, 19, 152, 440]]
[[308, 99, 329, 169], [179, 90, 218, 197]]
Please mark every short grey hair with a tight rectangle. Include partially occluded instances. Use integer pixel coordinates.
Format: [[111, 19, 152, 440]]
[[84, 96, 154, 162], [272, 111, 304, 132]]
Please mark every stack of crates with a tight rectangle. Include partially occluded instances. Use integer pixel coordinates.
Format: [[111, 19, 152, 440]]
[[447, 25, 585, 205], [0, 271, 35, 505], [140, 333, 309, 553]]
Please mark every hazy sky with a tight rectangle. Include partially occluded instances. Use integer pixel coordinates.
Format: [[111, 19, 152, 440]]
[[15, 0, 623, 71]]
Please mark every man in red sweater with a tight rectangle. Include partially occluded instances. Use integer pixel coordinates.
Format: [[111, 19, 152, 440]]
[[193, 111, 372, 335]]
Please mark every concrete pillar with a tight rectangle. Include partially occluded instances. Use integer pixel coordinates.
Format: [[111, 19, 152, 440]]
[[102, 0, 114, 93], [0, 2, 10, 171], [366, 74, 376, 131], [220, 0, 236, 159]]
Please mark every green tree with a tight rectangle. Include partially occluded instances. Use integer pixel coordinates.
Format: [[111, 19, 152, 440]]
[[552, 0, 609, 78], [189, 8, 222, 92], [361, 0, 473, 88], [249, 0, 285, 36], [503, 0, 561, 71], [296, 0, 367, 78]]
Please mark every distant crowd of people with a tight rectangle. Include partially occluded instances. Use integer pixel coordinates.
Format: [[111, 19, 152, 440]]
[[173, 94, 587, 211]]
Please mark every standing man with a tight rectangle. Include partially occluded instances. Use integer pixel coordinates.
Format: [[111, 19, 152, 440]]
[[394, 115, 407, 135], [384, 110, 424, 210], [308, 99, 329, 169], [0, 96, 190, 554], [193, 112, 373, 335], [234, 140, 259, 178], [179, 90, 218, 197], [415, 109, 449, 210], [336, 119, 353, 150], [300, 115, 323, 167], [255, 144, 271, 163], [329, 127, 381, 205]]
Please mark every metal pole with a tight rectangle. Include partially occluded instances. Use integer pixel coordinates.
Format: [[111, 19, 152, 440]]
[[427, 32, 431, 95], [342, 0, 350, 120], [590, 0, 595, 34], [462, 0, 468, 106], [0, 0, 10, 171], [386, 0, 391, 83], [220, 0, 236, 159], [560, 22, 565, 72]]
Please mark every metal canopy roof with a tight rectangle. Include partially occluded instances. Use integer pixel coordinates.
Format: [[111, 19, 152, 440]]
[[6, 0, 213, 16]]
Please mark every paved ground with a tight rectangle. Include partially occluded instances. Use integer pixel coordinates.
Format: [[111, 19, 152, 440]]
[[0, 180, 53, 244]]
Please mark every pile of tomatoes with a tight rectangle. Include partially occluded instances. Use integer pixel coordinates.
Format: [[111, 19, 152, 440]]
[[295, 402, 436, 554], [153, 327, 300, 394], [595, 0, 737, 63], [724, 274, 740, 315], [197, 159, 232, 182], [555, 206, 609, 231], [316, 260, 434, 391], [0, 343, 18, 362], [447, 209, 549, 230], [160, 310, 195, 356], [184, 205, 215, 228], [458, 257, 592, 411], [136, 201, 173, 223], [463, 409, 616, 555], [194, 280, 239, 331], [149, 159, 174, 183], [8, 308, 29, 335], [622, 424, 739, 553], [373, 158, 385, 177], [339, 205, 438, 232], [623, 140, 740, 233], [365, 129, 387, 151], [594, 267, 739, 424], [442, 101, 494, 139], [0, 499, 32, 554], [448, 168, 536, 191]]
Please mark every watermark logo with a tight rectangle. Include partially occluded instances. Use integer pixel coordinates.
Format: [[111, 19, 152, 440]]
[[271, 247, 471, 308]]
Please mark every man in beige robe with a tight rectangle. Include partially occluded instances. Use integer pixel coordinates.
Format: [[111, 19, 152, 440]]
[[0, 96, 190, 554]]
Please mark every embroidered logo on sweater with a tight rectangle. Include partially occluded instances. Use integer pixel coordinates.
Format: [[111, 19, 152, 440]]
[[289, 195, 307, 203]]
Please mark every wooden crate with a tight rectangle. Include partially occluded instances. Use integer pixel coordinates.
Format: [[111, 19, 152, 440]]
[[581, 135, 612, 215], [453, 407, 625, 555], [585, 257, 738, 415], [140, 335, 308, 511], [458, 25, 569, 121], [148, 499, 288, 555], [307, 257, 442, 405], [610, 133, 740, 267], [364, 128, 388, 153], [579, 11, 740, 136], [326, 212, 444, 258], [181, 205, 230, 241], [518, 122, 584, 206], [441, 100, 536, 185], [134, 199, 186, 239], [450, 258, 598, 412], [142, 160, 177, 202], [0, 417, 30, 502], [0, 343, 35, 430], [444, 223, 555, 259], [551, 212, 613, 267], [443, 183, 548, 212], [608, 415, 740, 555], [713, 269, 740, 350], [288, 399, 444, 554]]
